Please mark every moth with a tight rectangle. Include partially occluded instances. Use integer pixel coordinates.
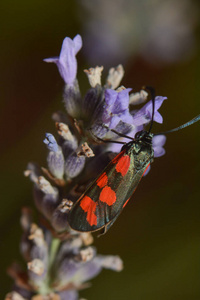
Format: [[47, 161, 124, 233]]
[[68, 88, 200, 235]]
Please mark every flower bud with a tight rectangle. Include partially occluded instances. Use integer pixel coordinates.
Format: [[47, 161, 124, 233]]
[[129, 89, 148, 105], [27, 259, 45, 276], [77, 143, 94, 158], [65, 153, 85, 179], [84, 66, 103, 87], [106, 64, 124, 89], [51, 199, 73, 232], [44, 133, 65, 179], [63, 80, 82, 118]]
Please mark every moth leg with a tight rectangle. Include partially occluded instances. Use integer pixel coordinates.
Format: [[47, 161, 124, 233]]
[[97, 225, 108, 237], [97, 213, 121, 237]]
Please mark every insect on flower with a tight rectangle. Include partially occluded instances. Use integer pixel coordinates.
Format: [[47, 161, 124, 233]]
[[68, 87, 200, 235]]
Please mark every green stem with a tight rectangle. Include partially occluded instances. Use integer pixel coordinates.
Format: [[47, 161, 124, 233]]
[[38, 238, 61, 295], [49, 238, 61, 271]]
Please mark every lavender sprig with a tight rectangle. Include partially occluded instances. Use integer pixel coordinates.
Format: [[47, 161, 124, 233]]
[[5, 34, 167, 300]]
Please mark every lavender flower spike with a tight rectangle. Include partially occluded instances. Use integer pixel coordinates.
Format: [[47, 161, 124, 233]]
[[44, 34, 82, 85]]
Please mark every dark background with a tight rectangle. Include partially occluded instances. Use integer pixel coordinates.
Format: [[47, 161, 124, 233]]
[[1, 1, 200, 298]]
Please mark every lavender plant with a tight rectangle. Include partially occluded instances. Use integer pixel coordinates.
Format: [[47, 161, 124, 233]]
[[5, 34, 167, 300]]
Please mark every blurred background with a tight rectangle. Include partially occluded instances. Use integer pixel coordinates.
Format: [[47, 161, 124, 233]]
[[1, 0, 200, 298]]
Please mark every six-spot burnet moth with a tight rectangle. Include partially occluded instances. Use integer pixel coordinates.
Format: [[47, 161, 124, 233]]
[[68, 87, 200, 235]]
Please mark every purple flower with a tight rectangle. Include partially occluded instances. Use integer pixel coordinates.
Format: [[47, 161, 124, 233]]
[[102, 88, 133, 129], [56, 248, 123, 288], [132, 96, 167, 126], [33, 177, 59, 220], [43, 133, 59, 152], [153, 134, 166, 157], [9, 32, 173, 300], [65, 153, 85, 179], [143, 134, 166, 176], [43, 133, 65, 179], [44, 34, 82, 85]]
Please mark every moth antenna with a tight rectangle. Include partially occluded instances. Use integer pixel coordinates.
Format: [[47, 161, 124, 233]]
[[143, 86, 156, 134], [92, 134, 126, 145], [154, 114, 200, 136], [109, 128, 135, 140], [101, 124, 135, 141]]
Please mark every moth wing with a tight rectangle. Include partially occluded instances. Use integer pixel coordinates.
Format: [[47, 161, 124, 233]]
[[69, 150, 150, 232], [68, 161, 122, 232]]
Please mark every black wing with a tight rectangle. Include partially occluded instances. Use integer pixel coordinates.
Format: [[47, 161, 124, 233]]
[[69, 147, 152, 233]]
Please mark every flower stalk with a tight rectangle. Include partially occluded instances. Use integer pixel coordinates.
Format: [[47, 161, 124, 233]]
[[5, 34, 167, 300]]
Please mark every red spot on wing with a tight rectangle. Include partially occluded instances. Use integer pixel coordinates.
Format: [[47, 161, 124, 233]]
[[80, 196, 97, 226], [115, 155, 130, 176], [143, 163, 150, 176], [111, 150, 125, 164], [96, 172, 108, 188], [99, 186, 116, 206], [123, 197, 130, 208]]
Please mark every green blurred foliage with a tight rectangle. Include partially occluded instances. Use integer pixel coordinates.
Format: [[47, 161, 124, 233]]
[[0, 0, 200, 299]]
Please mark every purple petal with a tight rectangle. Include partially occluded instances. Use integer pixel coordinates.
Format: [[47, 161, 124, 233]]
[[90, 123, 109, 139], [133, 96, 167, 126], [108, 112, 133, 129], [83, 87, 103, 119], [73, 34, 83, 54], [104, 88, 132, 114], [63, 82, 82, 118], [106, 142, 122, 154], [47, 149, 65, 179], [59, 38, 77, 85], [43, 56, 59, 63], [57, 257, 102, 286], [119, 110, 134, 125], [115, 120, 135, 135], [132, 113, 148, 126], [104, 89, 118, 109], [65, 153, 85, 178], [101, 111, 112, 124], [109, 115, 121, 129], [94, 255, 123, 271], [44, 35, 82, 85], [77, 260, 103, 283], [154, 96, 167, 111], [112, 88, 132, 114], [42, 193, 60, 220], [153, 134, 166, 147], [154, 147, 166, 157], [43, 133, 58, 152], [153, 135, 167, 157], [145, 96, 167, 122], [103, 88, 133, 128], [52, 203, 71, 232], [153, 111, 163, 123], [59, 290, 78, 300]]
